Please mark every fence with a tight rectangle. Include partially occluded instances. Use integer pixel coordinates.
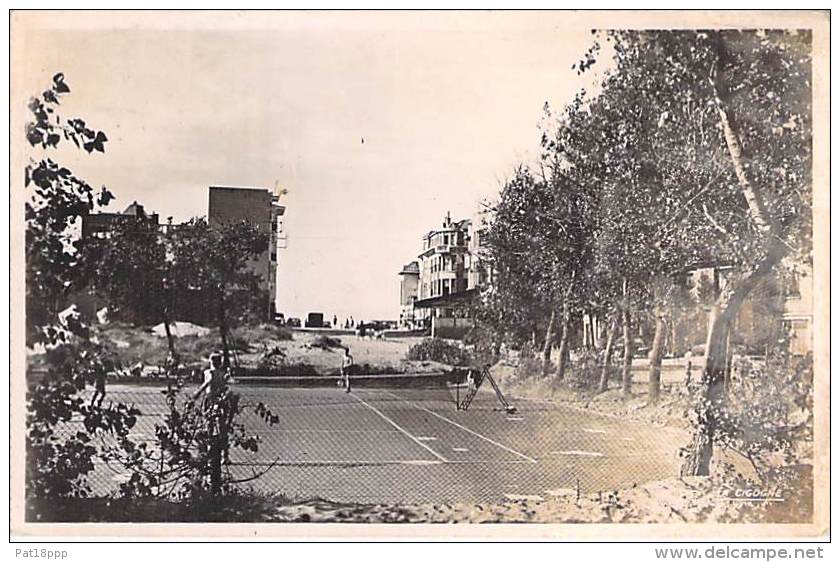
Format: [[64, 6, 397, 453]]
[[42, 379, 687, 506]]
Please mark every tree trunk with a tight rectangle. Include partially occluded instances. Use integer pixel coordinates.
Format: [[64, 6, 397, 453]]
[[709, 52, 776, 240], [621, 306, 634, 397], [682, 60, 790, 477], [209, 435, 223, 495], [583, 315, 594, 350], [723, 329, 733, 394], [680, 302, 731, 476], [648, 308, 667, 404], [593, 315, 603, 350], [541, 308, 557, 376], [555, 312, 570, 380], [162, 319, 177, 362], [670, 304, 678, 356], [218, 292, 231, 368], [599, 316, 618, 392], [681, 249, 786, 476], [715, 105, 774, 236]]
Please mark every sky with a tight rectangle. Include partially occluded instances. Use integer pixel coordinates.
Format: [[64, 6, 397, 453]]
[[17, 12, 608, 322]]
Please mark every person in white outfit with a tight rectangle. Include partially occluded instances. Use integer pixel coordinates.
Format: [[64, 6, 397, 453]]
[[340, 348, 354, 393]]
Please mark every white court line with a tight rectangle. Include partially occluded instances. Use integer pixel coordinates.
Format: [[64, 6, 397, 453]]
[[380, 390, 538, 464], [351, 392, 449, 463], [552, 450, 604, 458], [223, 459, 534, 467]]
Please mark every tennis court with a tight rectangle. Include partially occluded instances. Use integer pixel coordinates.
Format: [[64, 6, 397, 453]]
[[82, 375, 686, 504]]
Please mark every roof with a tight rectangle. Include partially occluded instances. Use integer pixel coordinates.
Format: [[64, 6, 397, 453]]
[[414, 288, 479, 309], [209, 185, 272, 192], [399, 261, 420, 275]]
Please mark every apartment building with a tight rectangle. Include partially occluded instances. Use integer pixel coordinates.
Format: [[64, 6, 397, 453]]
[[208, 186, 286, 322], [400, 212, 487, 338]]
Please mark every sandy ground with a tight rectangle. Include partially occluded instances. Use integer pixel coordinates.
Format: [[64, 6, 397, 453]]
[[249, 333, 428, 373], [80, 324, 437, 375], [263, 475, 795, 523]]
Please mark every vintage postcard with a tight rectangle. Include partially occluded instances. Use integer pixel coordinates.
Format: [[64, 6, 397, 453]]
[[9, 10, 830, 540]]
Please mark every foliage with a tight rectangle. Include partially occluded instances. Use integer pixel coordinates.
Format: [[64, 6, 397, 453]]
[[406, 338, 470, 367], [254, 323, 294, 341], [310, 335, 344, 351], [480, 29, 812, 474], [564, 349, 604, 391], [81, 215, 184, 358], [256, 344, 287, 370], [25, 73, 114, 344], [23, 74, 278, 507], [700, 352, 813, 480], [25, 326, 142, 499], [23, 74, 143, 502], [168, 218, 269, 365], [103, 375, 280, 499], [511, 344, 542, 381]]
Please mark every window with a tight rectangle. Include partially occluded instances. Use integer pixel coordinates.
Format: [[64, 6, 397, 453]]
[[783, 271, 801, 300]]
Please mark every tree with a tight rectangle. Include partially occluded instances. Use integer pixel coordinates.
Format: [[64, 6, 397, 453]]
[[597, 30, 811, 474], [25, 72, 114, 344], [24, 74, 140, 502], [481, 168, 555, 357], [82, 216, 180, 358], [535, 99, 602, 379], [170, 219, 268, 367]]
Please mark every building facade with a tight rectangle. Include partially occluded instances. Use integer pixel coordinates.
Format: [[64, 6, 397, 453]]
[[81, 201, 159, 239], [778, 262, 813, 356], [668, 261, 813, 356], [398, 261, 420, 328], [417, 213, 470, 303], [400, 212, 489, 338], [208, 186, 285, 322]]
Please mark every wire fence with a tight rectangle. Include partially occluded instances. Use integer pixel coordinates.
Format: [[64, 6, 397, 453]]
[[47, 376, 687, 505]]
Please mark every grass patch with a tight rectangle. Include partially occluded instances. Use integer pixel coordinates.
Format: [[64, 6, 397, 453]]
[[310, 335, 344, 351]]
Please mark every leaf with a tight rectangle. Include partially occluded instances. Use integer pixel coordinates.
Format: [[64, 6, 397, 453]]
[[52, 73, 70, 93]]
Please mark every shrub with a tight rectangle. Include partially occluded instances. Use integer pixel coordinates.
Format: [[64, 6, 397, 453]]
[[512, 344, 541, 381], [265, 324, 293, 341], [564, 349, 603, 391], [235, 324, 293, 343], [311, 335, 343, 351], [106, 375, 280, 499], [684, 351, 813, 480], [406, 338, 470, 367], [26, 326, 141, 500], [256, 344, 286, 370]]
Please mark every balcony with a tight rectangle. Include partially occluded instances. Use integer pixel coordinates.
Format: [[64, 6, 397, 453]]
[[419, 243, 466, 258]]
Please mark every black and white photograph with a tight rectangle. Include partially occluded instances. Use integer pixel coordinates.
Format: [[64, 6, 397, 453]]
[[9, 9, 829, 539]]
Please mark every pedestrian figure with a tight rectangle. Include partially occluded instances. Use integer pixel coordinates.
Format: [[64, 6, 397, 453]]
[[90, 367, 107, 408], [340, 347, 354, 393], [359, 322, 367, 339], [192, 353, 236, 485], [350, 316, 355, 328], [193, 353, 235, 405], [466, 369, 476, 395], [333, 314, 338, 328]]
